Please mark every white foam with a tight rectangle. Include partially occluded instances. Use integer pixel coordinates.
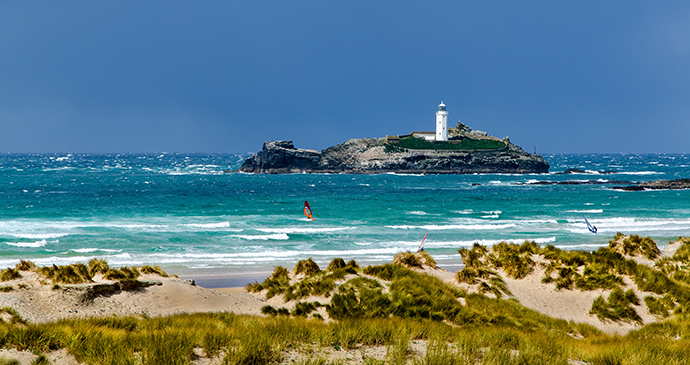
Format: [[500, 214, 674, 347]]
[[72, 248, 123, 253], [9, 233, 70, 239], [482, 210, 502, 215], [185, 222, 231, 229], [256, 227, 352, 234], [5, 240, 48, 248], [567, 209, 603, 213], [232, 233, 290, 240], [557, 243, 608, 249], [407, 211, 427, 215], [452, 209, 474, 214], [386, 223, 516, 230], [621, 171, 662, 175], [420, 236, 557, 248]]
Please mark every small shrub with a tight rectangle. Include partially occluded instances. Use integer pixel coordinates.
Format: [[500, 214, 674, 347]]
[[269, 266, 289, 280], [37, 264, 91, 284], [0, 268, 21, 282], [15, 260, 36, 271], [88, 258, 109, 277], [456, 268, 478, 285], [261, 305, 278, 316], [610, 234, 660, 260], [292, 301, 319, 317], [458, 247, 483, 269], [140, 265, 168, 277], [393, 252, 422, 268], [589, 287, 641, 324], [0, 286, 13, 292], [327, 258, 347, 271], [103, 267, 139, 281], [31, 354, 50, 365], [294, 258, 321, 276], [418, 251, 437, 268], [346, 259, 359, 268], [245, 281, 262, 293], [645, 296, 670, 318], [0, 307, 26, 325]]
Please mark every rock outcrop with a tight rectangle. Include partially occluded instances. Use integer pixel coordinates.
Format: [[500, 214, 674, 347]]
[[238, 138, 549, 174], [612, 179, 690, 191]]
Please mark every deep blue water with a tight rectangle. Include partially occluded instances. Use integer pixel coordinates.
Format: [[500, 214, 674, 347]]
[[1, 153, 689, 278]]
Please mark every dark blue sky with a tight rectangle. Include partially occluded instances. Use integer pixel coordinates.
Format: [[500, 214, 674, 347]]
[[1, 1, 689, 153]]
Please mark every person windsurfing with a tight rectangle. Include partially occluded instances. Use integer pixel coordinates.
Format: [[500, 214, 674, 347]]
[[583, 215, 597, 234], [417, 231, 428, 252], [304, 201, 314, 220]]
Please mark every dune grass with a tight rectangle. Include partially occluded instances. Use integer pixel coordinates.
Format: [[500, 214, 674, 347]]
[[0, 269, 21, 282], [0, 310, 688, 364]]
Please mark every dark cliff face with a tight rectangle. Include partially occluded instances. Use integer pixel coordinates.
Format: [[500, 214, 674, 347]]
[[238, 139, 550, 174], [612, 179, 690, 191], [239, 141, 321, 173]]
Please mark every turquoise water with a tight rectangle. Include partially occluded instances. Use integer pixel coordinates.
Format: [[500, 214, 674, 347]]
[[1, 153, 689, 279]]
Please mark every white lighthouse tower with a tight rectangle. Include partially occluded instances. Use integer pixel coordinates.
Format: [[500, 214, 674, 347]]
[[435, 101, 448, 141]]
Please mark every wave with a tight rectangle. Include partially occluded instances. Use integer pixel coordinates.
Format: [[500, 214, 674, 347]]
[[407, 211, 428, 215], [567, 209, 603, 214], [565, 217, 690, 233], [452, 209, 474, 214], [5, 240, 48, 248], [557, 243, 608, 249], [9, 233, 70, 239], [256, 227, 353, 234], [620, 171, 662, 175], [184, 222, 231, 229], [71, 248, 124, 253], [232, 233, 290, 240], [386, 224, 516, 230]]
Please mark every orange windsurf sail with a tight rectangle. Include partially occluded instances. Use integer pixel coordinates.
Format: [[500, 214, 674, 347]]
[[304, 201, 313, 220]]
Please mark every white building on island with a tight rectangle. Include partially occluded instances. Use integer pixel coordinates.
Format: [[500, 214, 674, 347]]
[[435, 101, 448, 141]]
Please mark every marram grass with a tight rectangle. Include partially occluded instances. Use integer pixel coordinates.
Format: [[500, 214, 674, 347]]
[[1, 312, 690, 364]]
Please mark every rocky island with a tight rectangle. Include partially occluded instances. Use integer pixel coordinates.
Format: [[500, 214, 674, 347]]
[[238, 122, 549, 174], [612, 178, 690, 191]]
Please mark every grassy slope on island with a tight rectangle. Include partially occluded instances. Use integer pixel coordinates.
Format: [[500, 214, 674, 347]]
[[387, 135, 506, 152]]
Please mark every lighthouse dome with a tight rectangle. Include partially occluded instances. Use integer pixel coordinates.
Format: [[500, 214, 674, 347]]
[[438, 102, 446, 112]]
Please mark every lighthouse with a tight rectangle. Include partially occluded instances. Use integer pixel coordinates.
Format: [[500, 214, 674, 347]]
[[435, 102, 448, 141]]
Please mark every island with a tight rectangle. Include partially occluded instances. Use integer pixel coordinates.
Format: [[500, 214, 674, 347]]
[[613, 178, 690, 191], [238, 103, 549, 174]]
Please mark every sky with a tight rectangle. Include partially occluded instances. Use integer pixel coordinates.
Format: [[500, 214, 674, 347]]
[[1, 1, 689, 154]]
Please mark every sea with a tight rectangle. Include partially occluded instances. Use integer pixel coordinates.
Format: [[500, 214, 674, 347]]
[[1, 153, 689, 287]]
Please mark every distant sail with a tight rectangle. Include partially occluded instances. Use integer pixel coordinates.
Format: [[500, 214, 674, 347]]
[[304, 201, 313, 220], [417, 231, 428, 252], [583, 215, 597, 234]]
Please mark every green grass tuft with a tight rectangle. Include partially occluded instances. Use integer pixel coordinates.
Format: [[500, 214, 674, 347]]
[[327, 258, 347, 271], [589, 287, 642, 324], [294, 258, 321, 276], [87, 258, 109, 277], [15, 260, 36, 271], [139, 265, 168, 277], [0, 268, 21, 282], [103, 266, 139, 281], [37, 264, 90, 284]]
